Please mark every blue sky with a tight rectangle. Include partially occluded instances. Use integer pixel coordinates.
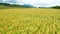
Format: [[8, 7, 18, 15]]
[[1, 0, 60, 7]]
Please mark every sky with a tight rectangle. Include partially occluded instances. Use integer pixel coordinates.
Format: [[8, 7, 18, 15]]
[[1, 0, 60, 7]]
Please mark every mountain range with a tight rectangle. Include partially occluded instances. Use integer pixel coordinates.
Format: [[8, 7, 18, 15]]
[[0, 3, 60, 9], [0, 3, 34, 8]]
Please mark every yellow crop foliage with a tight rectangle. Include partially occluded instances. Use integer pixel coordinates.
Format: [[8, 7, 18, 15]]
[[0, 8, 60, 34]]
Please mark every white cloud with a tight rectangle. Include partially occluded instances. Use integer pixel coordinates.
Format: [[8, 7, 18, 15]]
[[2, 0, 60, 7], [17, 0, 60, 7]]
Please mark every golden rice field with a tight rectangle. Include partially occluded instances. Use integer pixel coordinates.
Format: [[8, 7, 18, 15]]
[[0, 8, 60, 34]]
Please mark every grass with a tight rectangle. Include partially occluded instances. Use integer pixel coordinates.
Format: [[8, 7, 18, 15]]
[[0, 8, 60, 34]]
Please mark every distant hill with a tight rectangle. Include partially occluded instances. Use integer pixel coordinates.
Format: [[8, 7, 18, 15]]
[[22, 4, 34, 8], [50, 6, 60, 9], [0, 3, 34, 9]]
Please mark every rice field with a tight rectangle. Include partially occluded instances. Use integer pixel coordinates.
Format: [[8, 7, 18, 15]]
[[0, 8, 60, 34]]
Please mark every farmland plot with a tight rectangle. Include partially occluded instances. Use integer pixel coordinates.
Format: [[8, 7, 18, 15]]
[[0, 8, 60, 34]]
